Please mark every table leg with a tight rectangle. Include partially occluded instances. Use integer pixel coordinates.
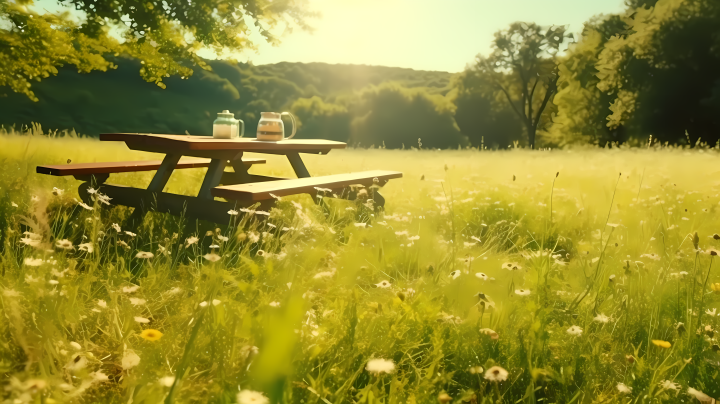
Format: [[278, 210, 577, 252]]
[[229, 156, 253, 184], [286, 152, 311, 178], [126, 153, 181, 227], [197, 158, 228, 199]]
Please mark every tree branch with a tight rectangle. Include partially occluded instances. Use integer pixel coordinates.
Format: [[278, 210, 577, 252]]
[[498, 82, 525, 123], [533, 74, 559, 128]]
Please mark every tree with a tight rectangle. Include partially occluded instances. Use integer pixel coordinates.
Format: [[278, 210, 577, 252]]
[[474, 22, 570, 148], [0, 0, 313, 101], [448, 70, 524, 149], [544, 15, 630, 146], [594, 0, 720, 145], [290, 96, 351, 141], [350, 82, 467, 149]]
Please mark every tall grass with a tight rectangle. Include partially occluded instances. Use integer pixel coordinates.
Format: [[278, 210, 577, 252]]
[[1, 129, 720, 403]]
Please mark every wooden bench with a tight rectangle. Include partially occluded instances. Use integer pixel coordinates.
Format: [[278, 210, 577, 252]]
[[211, 170, 402, 207], [36, 157, 266, 183]]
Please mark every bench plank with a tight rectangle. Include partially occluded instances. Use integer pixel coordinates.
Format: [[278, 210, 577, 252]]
[[212, 170, 402, 202], [36, 157, 265, 176]]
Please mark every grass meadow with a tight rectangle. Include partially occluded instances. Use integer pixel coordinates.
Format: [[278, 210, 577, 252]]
[[2, 128, 720, 403]]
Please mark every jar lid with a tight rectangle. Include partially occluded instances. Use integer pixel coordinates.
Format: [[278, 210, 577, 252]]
[[217, 110, 235, 118]]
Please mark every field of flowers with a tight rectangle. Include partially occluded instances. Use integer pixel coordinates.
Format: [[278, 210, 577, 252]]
[[2, 130, 720, 403]]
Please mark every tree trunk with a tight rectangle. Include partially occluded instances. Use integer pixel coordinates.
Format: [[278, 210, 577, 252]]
[[527, 122, 537, 149]]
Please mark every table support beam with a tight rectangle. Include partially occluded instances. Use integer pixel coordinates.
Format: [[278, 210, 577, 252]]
[[287, 152, 311, 178], [126, 153, 181, 227], [197, 158, 228, 200]]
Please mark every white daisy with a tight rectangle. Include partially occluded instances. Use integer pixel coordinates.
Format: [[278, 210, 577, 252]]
[[365, 358, 395, 374]]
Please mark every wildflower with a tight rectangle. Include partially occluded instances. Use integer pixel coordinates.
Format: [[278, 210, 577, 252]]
[[314, 269, 336, 279], [247, 232, 260, 243], [255, 210, 270, 216], [203, 253, 221, 262], [122, 350, 141, 369], [354, 223, 367, 228], [269, 301, 280, 307], [79, 242, 93, 253], [617, 383, 632, 394], [566, 325, 583, 336], [24, 257, 43, 266], [484, 366, 509, 382], [49, 279, 59, 285], [712, 283, 720, 293], [237, 390, 269, 404], [438, 393, 452, 404], [376, 280, 392, 289], [122, 285, 140, 293], [212, 299, 221, 306], [159, 376, 175, 387], [20, 237, 41, 248], [66, 354, 88, 371], [366, 358, 395, 374], [91, 371, 109, 382], [135, 251, 154, 259], [479, 328, 499, 340], [124, 231, 137, 237], [140, 329, 163, 341], [97, 300, 107, 308], [687, 387, 713, 402], [112, 223, 121, 232], [706, 308, 717, 316], [199, 301, 208, 307], [515, 289, 531, 296], [502, 262, 522, 270], [607, 223, 620, 228], [134, 316, 150, 323], [641, 253, 661, 261], [96, 194, 112, 205], [475, 272, 489, 281], [77, 201, 93, 210], [652, 339, 672, 348], [53, 187, 64, 196], [469, 366, 484, 374], [87, 187, 97, 195], [117, 240, 130, 249], [129, 297, 146, 306], [186, 236, 199, 246], [11, 202, 18, 207], [228, 209, 238, 216], [70, 341, 82, 350], [449, 270, 461, 280], [55, 239, 74, 250], [659, 380, 680, 391], [594, 314, 611, 323], [706, 248, 720, 256]]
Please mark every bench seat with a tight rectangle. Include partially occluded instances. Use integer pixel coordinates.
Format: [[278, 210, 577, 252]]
[[211, 170, 402, 202], [36, 157, 265, 177]]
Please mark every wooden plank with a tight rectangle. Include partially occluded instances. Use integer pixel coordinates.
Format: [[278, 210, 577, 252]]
[[212, 170, 403, 201], [100, 133, 346, 154], [36, 157, 266, 176]]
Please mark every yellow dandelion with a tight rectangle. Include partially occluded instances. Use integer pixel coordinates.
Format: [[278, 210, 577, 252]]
[[652, 339, 671, 348], [140, 329, 163, 341], [711, 283, 720, 293]]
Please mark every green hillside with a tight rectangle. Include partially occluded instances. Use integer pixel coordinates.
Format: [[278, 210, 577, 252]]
[[0, 58, 454, 139]]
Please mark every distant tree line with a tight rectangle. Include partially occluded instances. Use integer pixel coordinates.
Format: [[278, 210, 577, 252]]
[[1, 0, 719, 148]]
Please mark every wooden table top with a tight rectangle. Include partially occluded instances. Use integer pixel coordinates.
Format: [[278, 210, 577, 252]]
[[100, 133, 347, 155]]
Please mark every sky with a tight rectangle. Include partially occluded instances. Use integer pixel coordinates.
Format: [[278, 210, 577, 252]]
[[223, 0, 627, 72], [33, 0, 627, 73]]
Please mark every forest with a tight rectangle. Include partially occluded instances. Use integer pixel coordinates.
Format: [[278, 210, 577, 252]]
[[2, 0, 719, 149]]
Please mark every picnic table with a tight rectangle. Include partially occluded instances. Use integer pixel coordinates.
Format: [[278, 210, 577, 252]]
[[37, 133, 402, 224]]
